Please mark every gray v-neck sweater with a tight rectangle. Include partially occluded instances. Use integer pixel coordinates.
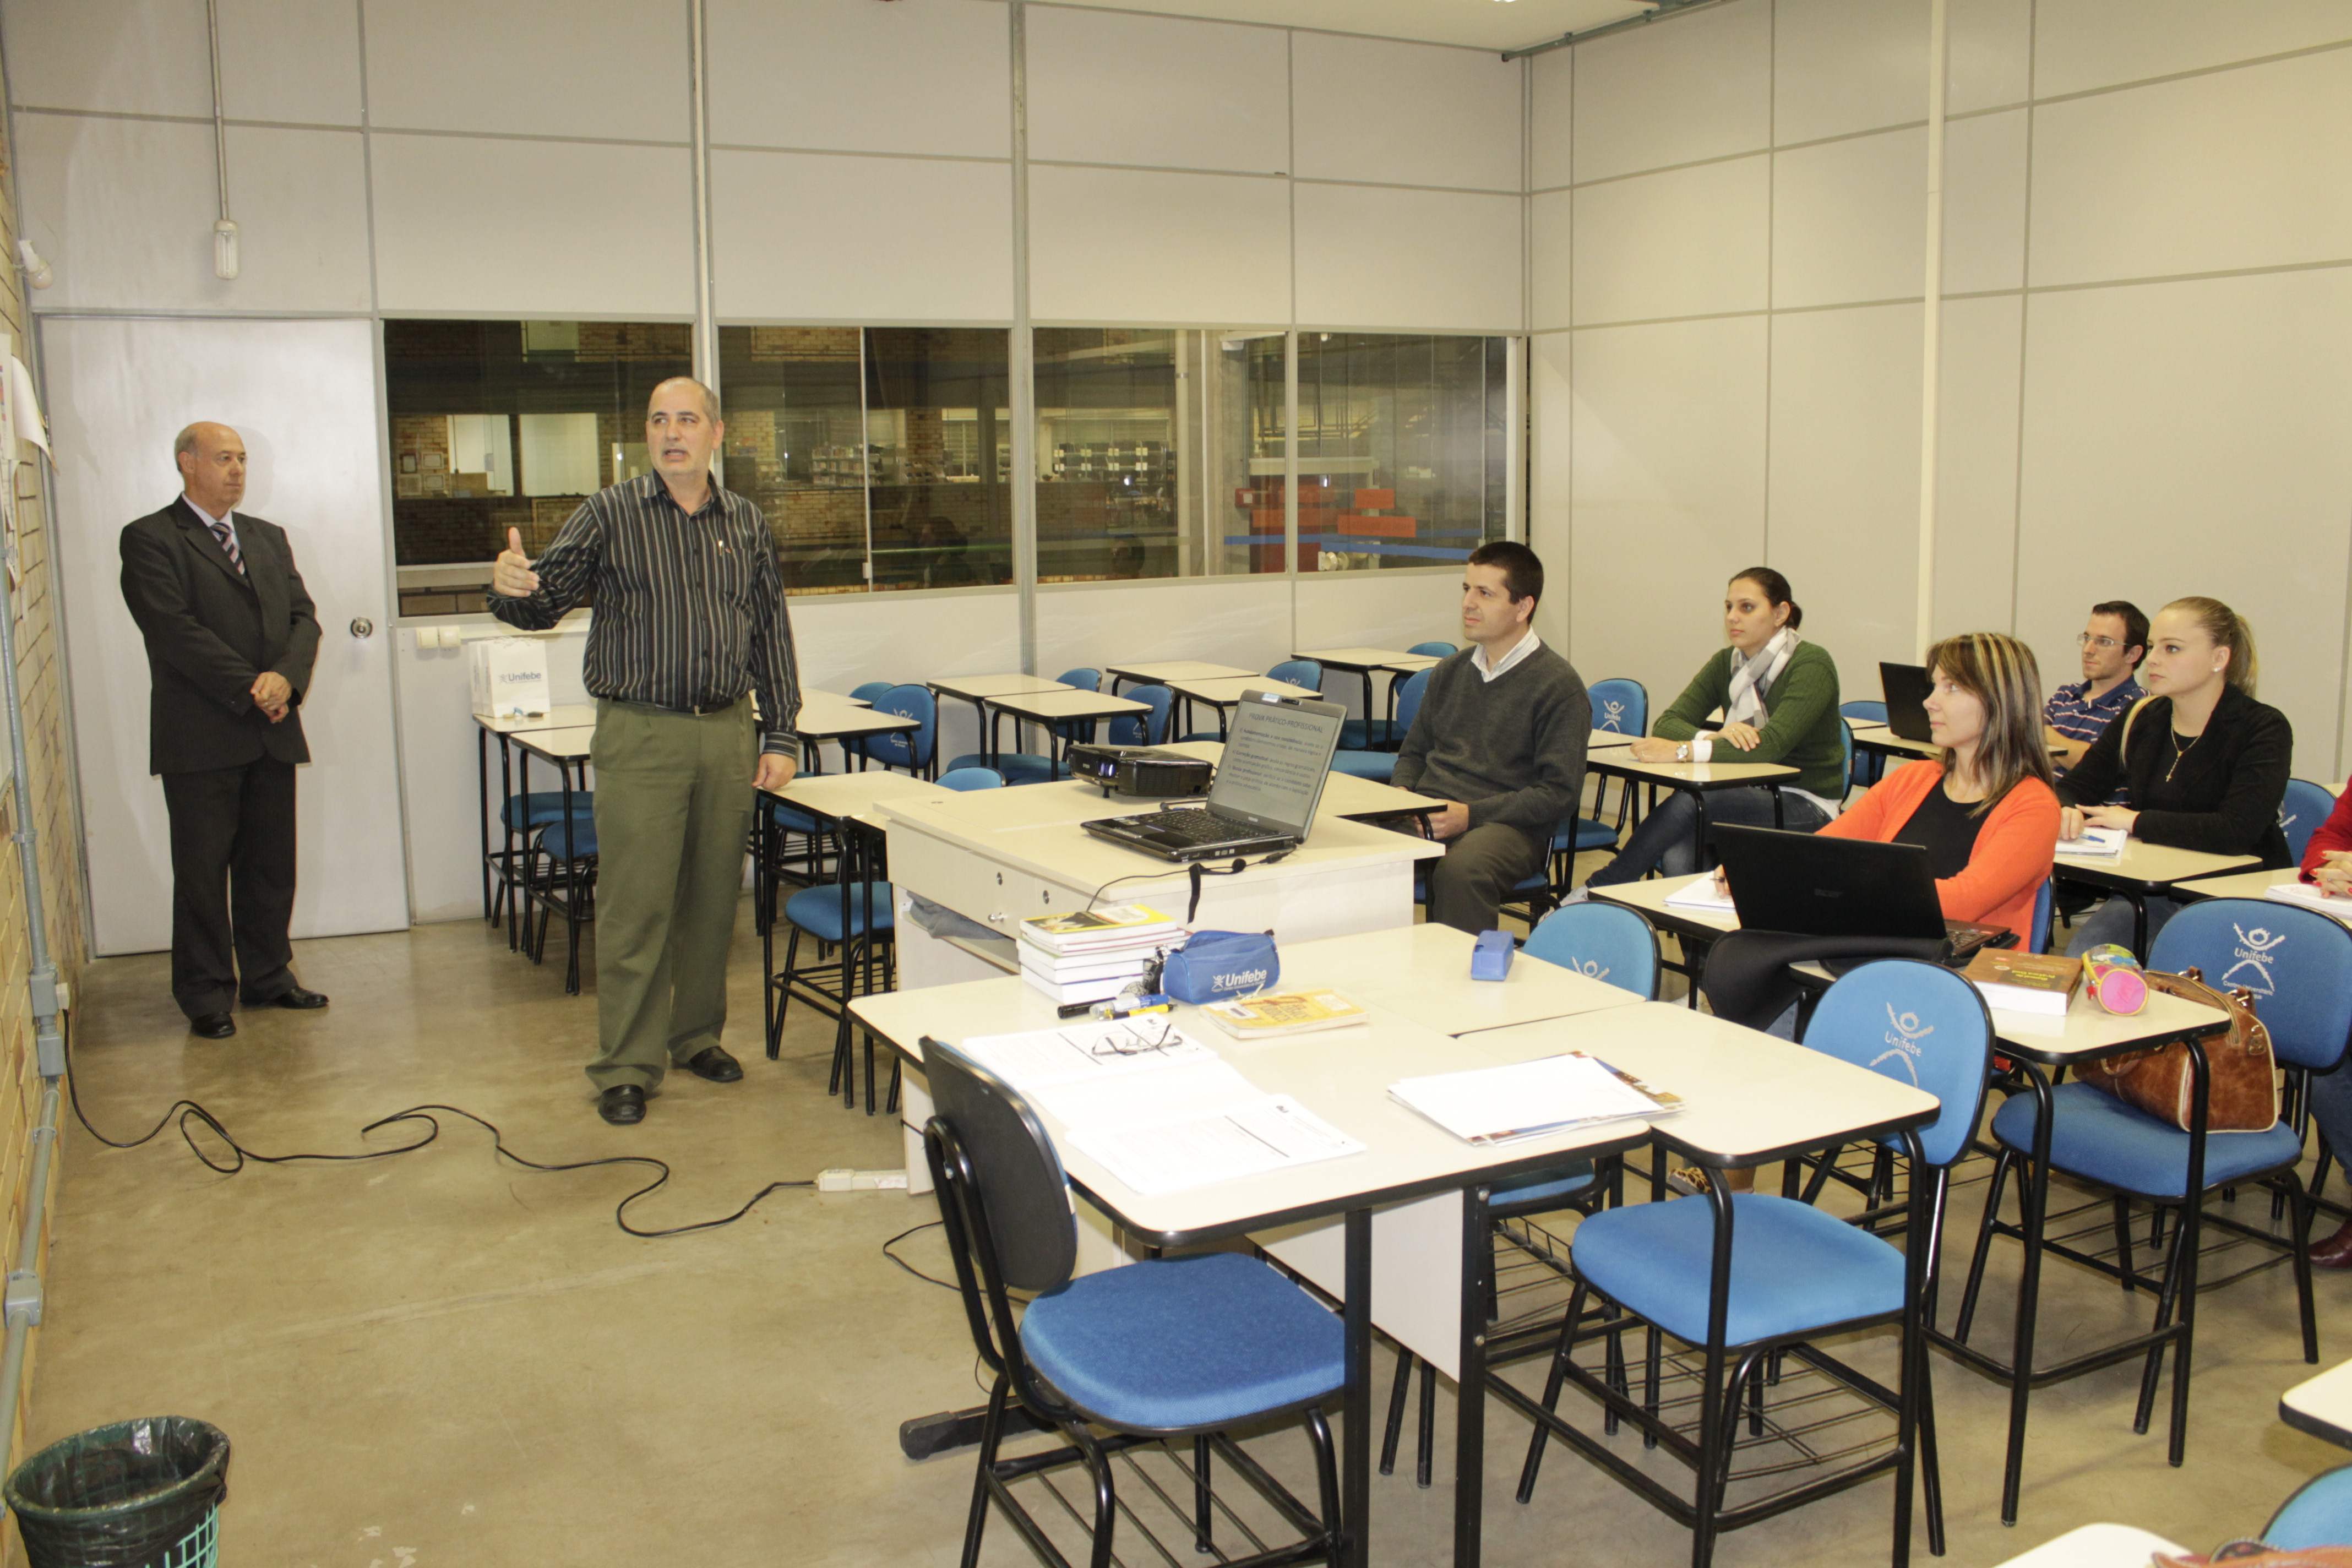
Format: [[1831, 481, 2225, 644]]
[[1392, 644, 1592, 840]]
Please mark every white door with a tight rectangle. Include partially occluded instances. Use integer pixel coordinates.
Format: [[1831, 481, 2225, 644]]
[[45, 315, 409, 955]]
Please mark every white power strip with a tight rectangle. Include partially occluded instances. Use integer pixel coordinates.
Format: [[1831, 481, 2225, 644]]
[[816, 1168, 910, 1193]]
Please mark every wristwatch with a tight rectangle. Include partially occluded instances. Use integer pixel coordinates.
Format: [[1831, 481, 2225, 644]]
[[1675, 743, 1690, 763]]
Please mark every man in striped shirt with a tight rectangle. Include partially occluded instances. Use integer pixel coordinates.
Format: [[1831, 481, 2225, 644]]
[[2042, 600, 2147, 791], [490, 377, 801, 1125]]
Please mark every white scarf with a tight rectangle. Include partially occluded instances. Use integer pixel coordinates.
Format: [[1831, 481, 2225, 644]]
[[1725, 628, 1799, 729]]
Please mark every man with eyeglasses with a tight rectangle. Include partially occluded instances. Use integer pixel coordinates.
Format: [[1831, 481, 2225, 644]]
[[2043, 601, 2148, 786]]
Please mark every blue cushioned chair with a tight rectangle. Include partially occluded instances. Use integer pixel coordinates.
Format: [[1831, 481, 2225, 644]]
[[1842, 700, 1890, 791], [494, 790, 597, 926], [1331, 668, 1431, 783], [1953, 897, 2326, 1484], [1564, 678, 1649, 861], [834, 679, 895, 767], [862, 684, 938, 777], [1378, 905, 1664, 1486], [2283, 778, 2336, 865], [521, 807, 600, 996], [922, 1042, 1343, 1568], [935, 765, 1005, 792], [1106, 685, 1173, 748], [2267, 1464, 2352, 1548], [2030, 878, 2055, 956], [1517, 959, 1991, 1565]]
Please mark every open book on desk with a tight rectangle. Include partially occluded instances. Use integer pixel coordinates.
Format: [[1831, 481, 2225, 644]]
[[1389, 1052, 1682, 1147]]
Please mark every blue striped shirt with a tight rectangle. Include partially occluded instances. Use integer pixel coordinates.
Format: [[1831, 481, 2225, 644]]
[[2045, 675, 2142, 801]]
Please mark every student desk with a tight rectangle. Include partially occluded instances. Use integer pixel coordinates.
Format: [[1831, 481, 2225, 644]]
[[474, 703, 599, 923], [1924, 982, 2234, 1525], [2282, 1357, 2352, 1449], [2052, 839, 2263, 957], [1104, 658, 1251, 693], [790, 698, 920, 773], [924, 672, 1071, 758], [1586, 729, 1634, 751], [1582, 753, 1796, 875], [510, 725, 598, 991], [1165, 674, 1326, 739], [853, 971, 1929, 1567], [1157, 740, 1442, 827], [2171, 866, 2343, 912], [974, 688, 1150, 777], [1293, 646, 1427, 730]]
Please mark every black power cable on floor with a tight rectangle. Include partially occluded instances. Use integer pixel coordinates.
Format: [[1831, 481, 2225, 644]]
[[59, 1014, 814, 1239]]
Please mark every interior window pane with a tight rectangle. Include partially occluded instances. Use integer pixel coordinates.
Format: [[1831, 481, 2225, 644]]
[[386, 319, 692, 617], [1297, 332, 1509, 574], [717, 326, 1012, 595]]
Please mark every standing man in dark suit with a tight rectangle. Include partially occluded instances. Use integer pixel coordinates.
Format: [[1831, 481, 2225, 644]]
[[119, 422, 329, 1038]]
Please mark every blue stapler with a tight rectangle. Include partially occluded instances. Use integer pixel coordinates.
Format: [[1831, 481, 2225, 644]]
[[1471, 929, 1515, 982]]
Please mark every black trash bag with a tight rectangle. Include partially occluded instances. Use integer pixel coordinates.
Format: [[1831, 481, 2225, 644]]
[[5, 1417, 229, 1568]]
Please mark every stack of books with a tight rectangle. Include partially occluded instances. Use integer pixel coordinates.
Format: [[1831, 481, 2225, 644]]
[[1018, 904, 1184, 1005], [1962, 948, 2085, 1016]]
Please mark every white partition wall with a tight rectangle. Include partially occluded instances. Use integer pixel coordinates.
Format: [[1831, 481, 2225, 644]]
[[1532, 0, 2352, 780]]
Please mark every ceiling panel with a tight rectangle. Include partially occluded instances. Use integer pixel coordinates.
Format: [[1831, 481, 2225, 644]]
[[1040, 0, 1652, 53]]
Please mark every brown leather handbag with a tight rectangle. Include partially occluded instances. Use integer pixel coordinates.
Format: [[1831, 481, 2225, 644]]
[[2073, 967, 2279, 1133]]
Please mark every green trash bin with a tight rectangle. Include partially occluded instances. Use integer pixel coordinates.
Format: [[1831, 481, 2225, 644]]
[[4, 1417, 228, 1568]]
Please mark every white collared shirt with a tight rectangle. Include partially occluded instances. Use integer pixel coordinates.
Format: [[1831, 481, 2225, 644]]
[[185, 497, 241, 557], [1469, 627, 1540, 684]]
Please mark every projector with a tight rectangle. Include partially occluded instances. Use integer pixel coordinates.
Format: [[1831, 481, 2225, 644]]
[[1065, 744, 1216, 798]]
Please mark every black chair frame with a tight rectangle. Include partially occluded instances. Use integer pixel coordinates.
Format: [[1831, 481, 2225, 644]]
[[1939, 1042, 2320, 1525], [1502, 1134, 1939, 1568], [924, 1114, 1342, 1568]]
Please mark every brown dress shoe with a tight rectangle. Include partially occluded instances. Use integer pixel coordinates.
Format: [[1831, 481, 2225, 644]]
[[2310, 1216, 2352, 1270]]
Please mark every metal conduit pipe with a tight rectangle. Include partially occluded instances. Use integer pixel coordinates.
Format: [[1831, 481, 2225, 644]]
[[1501, 0, 1732, 63], [0, 26, 73, 1501]]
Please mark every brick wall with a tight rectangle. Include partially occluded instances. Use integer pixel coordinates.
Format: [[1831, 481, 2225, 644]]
[[0, 101, 90, 1498]]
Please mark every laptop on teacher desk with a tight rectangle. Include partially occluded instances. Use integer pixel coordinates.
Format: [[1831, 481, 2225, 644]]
[[1083, 690, 1346, 862], [1711, 823, 2010, 973]]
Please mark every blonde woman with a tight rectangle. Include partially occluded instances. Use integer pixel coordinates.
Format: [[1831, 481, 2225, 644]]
[[1816, 631, 2060, 936], [2057, 596, 2293, 955]]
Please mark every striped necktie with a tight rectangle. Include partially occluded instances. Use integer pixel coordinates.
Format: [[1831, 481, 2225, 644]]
[[205, 514, 246, 578]]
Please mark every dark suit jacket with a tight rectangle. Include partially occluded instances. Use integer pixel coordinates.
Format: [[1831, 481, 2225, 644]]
[[120, 498, 321, 776]]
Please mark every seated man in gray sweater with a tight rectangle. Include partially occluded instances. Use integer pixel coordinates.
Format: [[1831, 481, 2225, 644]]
[[1392, 542, 1591, 935]]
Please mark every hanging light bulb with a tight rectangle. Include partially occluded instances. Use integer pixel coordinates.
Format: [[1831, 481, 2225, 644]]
[[213, 219, 240, 281]]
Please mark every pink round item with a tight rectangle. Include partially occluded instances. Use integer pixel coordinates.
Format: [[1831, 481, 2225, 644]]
[[2086, 962, 2147, 1016]]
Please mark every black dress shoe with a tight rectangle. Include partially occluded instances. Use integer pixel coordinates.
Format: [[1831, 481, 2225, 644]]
[[685, 1046, 743, 1084], [189, 1013, 236, 1039], [598, 1085, 647, 1125], [246, 986, 329, 1010]]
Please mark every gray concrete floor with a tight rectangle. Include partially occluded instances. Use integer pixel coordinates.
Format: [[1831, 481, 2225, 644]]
[[25, 902, 2352, 1567]]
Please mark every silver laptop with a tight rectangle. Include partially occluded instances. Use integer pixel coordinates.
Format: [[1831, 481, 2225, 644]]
[[1084, 690, 1346, 862]]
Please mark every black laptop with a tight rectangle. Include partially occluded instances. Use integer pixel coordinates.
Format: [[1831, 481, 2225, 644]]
[[1083, 690, 1346, 862], [1879, 662, 1935, 743], [1712, 824, 2008, 970]]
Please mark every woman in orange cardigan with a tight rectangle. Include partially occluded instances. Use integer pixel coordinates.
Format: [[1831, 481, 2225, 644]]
[[1818, 630, 2060, 939]]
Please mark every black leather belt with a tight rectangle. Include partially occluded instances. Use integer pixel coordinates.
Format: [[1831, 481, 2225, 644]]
[[610, 695, 738, 717]]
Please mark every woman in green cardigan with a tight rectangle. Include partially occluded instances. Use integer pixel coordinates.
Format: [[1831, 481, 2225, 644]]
[[1584, 567, 1847, 889]]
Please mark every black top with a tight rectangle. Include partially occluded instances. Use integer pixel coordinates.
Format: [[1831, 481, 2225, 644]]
[[2055, 683, 2294, 867], [488, 473, 803, 758], [1893, 780, 1987, 880], [120, 499, 320, 776]]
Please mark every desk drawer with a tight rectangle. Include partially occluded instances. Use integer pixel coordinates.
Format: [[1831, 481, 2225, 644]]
[[887, 825, 1082, 936]]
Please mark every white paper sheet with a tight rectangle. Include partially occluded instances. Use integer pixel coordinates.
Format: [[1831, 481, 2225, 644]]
[[2264, 881, 2352, 928], [1663, 876, 1737, 912], [1389, 1053, 1670, 1145], [1066, 1095, 1364, 1196], [955, 1018, 1219, 1090], [2055, 826, 2126, 859]]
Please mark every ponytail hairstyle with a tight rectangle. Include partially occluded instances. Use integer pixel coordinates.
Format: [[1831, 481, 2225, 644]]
[[1922, 631, 2056, 815], [2162, 596, 2258, 695], [1729, 566, 1801, 631]]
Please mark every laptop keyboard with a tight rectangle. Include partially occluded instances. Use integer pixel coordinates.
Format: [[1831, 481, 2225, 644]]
[[1140, 809, 1261, 845]]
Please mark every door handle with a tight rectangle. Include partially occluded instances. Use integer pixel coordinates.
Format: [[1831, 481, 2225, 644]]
[[350, 617, 374, 639]]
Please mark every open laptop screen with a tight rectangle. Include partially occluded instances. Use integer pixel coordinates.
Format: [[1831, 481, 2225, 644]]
[[1207, 692, 1344, 837]]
